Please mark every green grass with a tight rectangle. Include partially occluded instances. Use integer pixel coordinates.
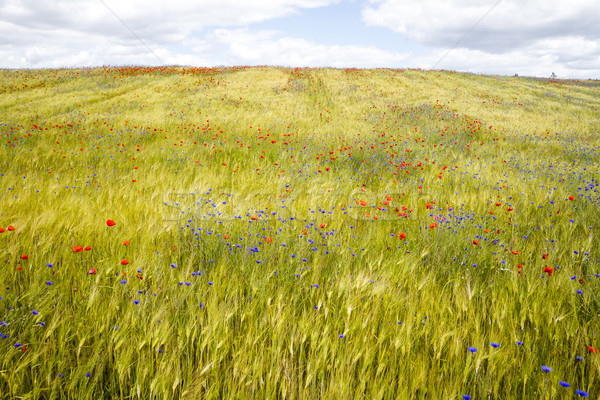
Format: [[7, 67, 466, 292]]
[[0, 66, 599, 399]]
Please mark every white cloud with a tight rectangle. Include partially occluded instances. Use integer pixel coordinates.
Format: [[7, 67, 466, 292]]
[[362, 0, 600, 51], [0, 0, 598, 78], [361, 0, 600, 78], [207, 28, 409, 67]]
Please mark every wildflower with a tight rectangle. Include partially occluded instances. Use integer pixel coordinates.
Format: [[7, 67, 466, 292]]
[[46, 281, 52, 285], [543, 266, 553, 276], [171, 263, 177, 268], [106, 219, 116, 226], [7, 225, 15, 231], [123, 240, 130, 246], [21, 254, 28, 260], [577, 289, 583, 295], [121, 259, 129, 265], [559, 381, 570, 387], [516, 341, 523, 345], [73, 245, 83, 252], [134, 300, 140, 304], [32, 310, 38, 315], [491, 342, 500, 348], [89, 268, 96, 275], [542, 254, 548, 259], [568, 196, 574, 201], [472, 239, 480, 246], [339, 334, 345, 338], [84, 246, 91, 251], [468, 347, 477, 353], [86, 373, 91, 377], [462, 396, 471, 400], [587, 346, 598, 353], [541, 365, 552, 373], [575, 390, 589, 397], [576, 356, 583, 361]]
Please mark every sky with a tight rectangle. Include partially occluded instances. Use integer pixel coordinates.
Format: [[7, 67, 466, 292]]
[[1, 0, 599, 78]]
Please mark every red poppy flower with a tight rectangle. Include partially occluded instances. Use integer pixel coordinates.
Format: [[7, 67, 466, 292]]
[[507, 207, 513, 211], [495, 202, 501, 206], [106, 219, 116, 227], [265, 237, 272, 243], [398, 232, 407, 239], [73, 245, 83, 252], [7, 225, 15, 231], [543, 266, 553, 276], [472, 239, 480, 246], [21, 254, 28, 260], [319, 223, 327, 229], [121, 259, 129, 265], [568, 196, 574, 201], [0, 228, 4, 233], [123, 241, 130, 246], [542, 254, 548, 259], [588, 346, 598, 353], [429, 222, 437, 229], [84, 246, 91, 251], [89, 268, 96, 275], [512, 250, 520, 255]]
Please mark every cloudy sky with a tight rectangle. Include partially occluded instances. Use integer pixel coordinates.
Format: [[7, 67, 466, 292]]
[[1, 0, 599, 78]]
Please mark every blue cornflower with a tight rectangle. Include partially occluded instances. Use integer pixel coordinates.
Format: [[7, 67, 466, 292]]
[[14, 343, 21, 347], [577, 289, 583, 295], [47, 264, 53, 267], [516, 341, 523, 345], [158, 349, 164, 353], [208, 281, 213, 285], [559, 381, 570, 387], [39, 322, 45, 326], [468, 347, 477, 353], [541, 365, 552, 373], [32, 310, 38, 315], [339, 334, 345, 338], [491, 342, 500, 348], [575, 390, 589, 397], [86, 373, 91, 377], [134, 300, 140, 304], [46, 281, 53, 285], [462, 395, 471, 400], [171, 263, 177, 268], [577, 356, 583, 361]]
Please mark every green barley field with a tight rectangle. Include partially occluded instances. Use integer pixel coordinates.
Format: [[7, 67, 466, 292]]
[[0, 66, 599, 399]]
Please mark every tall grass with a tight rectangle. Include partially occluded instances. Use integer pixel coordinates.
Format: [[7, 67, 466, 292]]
[[0, 66, 599, 399]]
